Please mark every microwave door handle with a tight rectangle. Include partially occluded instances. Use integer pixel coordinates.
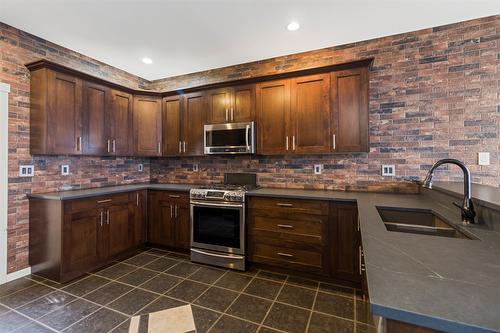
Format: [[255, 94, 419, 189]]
[[245, 125, 250, 150]]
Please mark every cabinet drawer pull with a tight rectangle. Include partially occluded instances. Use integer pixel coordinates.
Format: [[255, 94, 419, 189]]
[[99, 210, 104, 227], [170, 205, 173, 218], [169, 195, 180, 198], [112, 139, 116, 153], [277, 224, 294, 229], [107, 139, 111, 153], [277, 252, 294, 258], [106, 210, 110, 225], [97, 199, 112, 204], [285, 136, 289, 151], [276, 203, 293, 207], [179, 141, 182, 153]]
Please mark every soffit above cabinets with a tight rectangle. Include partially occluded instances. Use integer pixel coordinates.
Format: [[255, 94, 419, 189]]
[[0, 0, 498, 80]]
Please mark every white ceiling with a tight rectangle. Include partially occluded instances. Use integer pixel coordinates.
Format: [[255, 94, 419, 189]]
[[0, 0, 498, 81]]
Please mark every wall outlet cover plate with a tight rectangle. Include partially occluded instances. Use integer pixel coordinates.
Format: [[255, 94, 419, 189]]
[[478, 152, 490, 166], [382, 165, 396, 176], [138, 164, 144, 172], [61, 165, 70, 176], [314, 164, 323, 175], [19, 165, 34, 177]]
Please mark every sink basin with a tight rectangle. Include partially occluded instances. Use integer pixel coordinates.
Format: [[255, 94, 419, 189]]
[[377, 207, 474, 239]]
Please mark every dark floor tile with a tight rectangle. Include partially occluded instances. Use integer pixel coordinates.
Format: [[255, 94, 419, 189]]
[[319, 282, 354, 298], [107, 289, 158, 315], [143, 257, 179, 272], [191, 305, 220, 333], [0, 283, 54, 308], [61, 275, 109, 296], [356, 299, 374, 325], [11, 320, 54, 333], [165, 262, 200, 278], [17, 290, 75, 319], [38, 299, 100, 331], [210, 315, 258, 333], [83, 282, 133, 306], [95, 263, 137, 280], [117, 268, 158, 286], [139, 274, 182, 294], [215, 271, 252, 291], [64, 307, 127, 333], [164, 251, 190, 261], [257, 270, 287, 282], [258, 327, 282, 333], [165, 280, 208, 303], [146, 248, 169, 256], [124, 253, 159, 267], [277, 284, 316, 309], [264, 303, 310, 333], [109, 319, 130, 333], [308, 312, 354, 333], [314, 292, 354, 319], [355, 322, 377, 333], [136, 296, 187, 315], [188, 267, 225, 284], [286, 276, 319, 289], [227, 294, 272, 323], [0, 311, 30, 332], [0, 277, 37, 297], [241, 266, 260, 276], [194, 286, 238, 312], [244, 278, 282, 300]]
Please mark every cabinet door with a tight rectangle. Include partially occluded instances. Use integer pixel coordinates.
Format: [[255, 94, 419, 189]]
[[63, 209, 100, 274], [330, 202, 361, 283], [107, 202, 133, 258], [175, 202, 191, 250], [110, 89, 133, 156], [231, 84, 255, 122], [46, 70, 83, 154], [82, 81, 110, 155], [162, 96, 183, 156], [148, 192, 176, 247], [132, 191, 147, 247], [133, 95, 162, 156], [207, 88, 231, 124], [183, 92, 206, 156], [291, 74, 331, 153], [256, 80, 291, 154], [331, 67, 369, 152]]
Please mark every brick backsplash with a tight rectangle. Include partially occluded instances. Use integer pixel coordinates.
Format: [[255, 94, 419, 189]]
[[1, 15, 499, 273]]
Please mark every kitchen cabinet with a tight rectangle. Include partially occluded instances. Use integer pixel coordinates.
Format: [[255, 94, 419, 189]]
[[29, 191, 145, 283], [207, 84, 255, 124], [182, 92, 206, 156], [162, 95, 183, 156], [133, 95, 162, 156], [29, 68, 83, 155], [110, 89, 134, 156], [148, 191, 190, 250], [331, 67, 369, 152], [82, 81, 110, 155]]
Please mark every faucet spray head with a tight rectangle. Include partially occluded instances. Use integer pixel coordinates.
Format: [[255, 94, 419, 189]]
[[422, 172, 433, 189]]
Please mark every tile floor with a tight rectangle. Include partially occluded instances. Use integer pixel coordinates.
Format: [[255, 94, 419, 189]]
[[0, 248, 376, 333]]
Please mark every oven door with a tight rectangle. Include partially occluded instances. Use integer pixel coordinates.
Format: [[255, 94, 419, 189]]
[[190, 200, 245, 255]]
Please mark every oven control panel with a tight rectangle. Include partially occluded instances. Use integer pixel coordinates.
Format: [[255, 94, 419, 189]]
[[190, 189, 245, 202]]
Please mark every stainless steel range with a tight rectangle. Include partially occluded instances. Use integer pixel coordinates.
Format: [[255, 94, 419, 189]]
[[190, 174, 256, 270]]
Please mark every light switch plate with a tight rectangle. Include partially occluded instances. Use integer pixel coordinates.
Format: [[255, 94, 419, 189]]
[[381, 165, 395, 176], [478, 152, 490, 166], [61, 165, 70, 176], [314, 164, 323, 175], [19, 165, 34, 177], [138, 164, 144, 172]]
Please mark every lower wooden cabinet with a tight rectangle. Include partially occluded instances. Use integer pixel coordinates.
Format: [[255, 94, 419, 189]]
[[148, 191, 190, 250], [248, 196, 361, 284], [30, 191, 146, 283]]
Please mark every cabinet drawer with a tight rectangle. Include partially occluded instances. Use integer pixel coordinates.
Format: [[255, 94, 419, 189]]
[[249, 197, 328, 216], [250, 242, 324, 273], [249, 215, 325, 245], [153, 191, 189, 203], [66, 193, 131, 212]]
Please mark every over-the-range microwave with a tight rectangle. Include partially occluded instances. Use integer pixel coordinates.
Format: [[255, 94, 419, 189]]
[[204, 121, 255, 154]]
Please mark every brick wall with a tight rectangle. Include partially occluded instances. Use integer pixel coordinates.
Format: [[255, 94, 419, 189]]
[[150, 15, 499, 190], [1, 15, 499, 274]]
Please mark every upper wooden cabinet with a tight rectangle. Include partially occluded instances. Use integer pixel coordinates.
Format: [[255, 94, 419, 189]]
[[110, 90, 134, 156], [331, 67, 369, 153], [133, 95, 162, 156], [207, 84, 255, 124], [82, 81, 110, 155], [162, 95, 183, 156]]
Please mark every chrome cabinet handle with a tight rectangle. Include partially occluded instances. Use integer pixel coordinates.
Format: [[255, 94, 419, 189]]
[[76, 137, 82, 152], [97, 199, 112, 204], [178, 141, 182, 153], [100, 211, 104, 227], [136, 193, 139, 207], [107, 139, 110, 153], [277, 224, 294, 229], [292, 136, 296, 151], [170, 205, 173, 218], [276, 203, 293, 207], [112, 139, 116, 153], [175, 205, 178, 218], [106, 210, 110, 225], [285, 136, 289, 151], [277, 252, 294, 258], [225, 108, 229, 121], [183, 141, 186, 153], [169, 195, 180, 198], [333, 134, 336, 150], [231, 107, 234, 121], [157, 141, 161, 154]]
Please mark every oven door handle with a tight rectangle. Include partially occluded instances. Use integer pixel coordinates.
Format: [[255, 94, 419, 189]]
[[191, 248, 245, 260], [191, 201, 243, 208]]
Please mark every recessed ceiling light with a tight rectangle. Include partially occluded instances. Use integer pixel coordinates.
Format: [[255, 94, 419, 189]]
[[142, 57, 153, 65], [287, 21, 300, 31]]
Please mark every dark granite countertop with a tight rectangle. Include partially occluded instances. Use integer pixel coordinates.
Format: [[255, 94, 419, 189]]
[[433, 181, 500, 211], [28, 182, 500, 332]]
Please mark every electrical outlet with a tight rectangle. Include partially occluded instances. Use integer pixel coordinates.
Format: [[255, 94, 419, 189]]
[[314, 164, 323, 175], [61, 165, 70, 176], [478, 152, 490, 166], [138, 164, 144, 172], [193, 163, 199, 172], [19, 165, 34, 177], [381, 165, 395, 176]]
